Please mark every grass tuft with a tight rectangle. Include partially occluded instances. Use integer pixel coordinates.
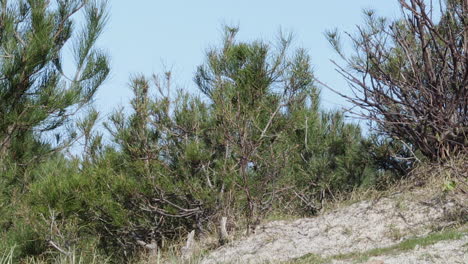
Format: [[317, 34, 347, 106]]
[[0, 246, 14, 264]]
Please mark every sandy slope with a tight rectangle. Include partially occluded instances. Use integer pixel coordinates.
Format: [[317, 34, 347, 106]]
[[201, 190, 467, 264]]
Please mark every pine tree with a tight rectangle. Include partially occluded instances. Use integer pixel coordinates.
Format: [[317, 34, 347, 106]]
[[195, 27, 319, 228], [0, 0, 109, 164]]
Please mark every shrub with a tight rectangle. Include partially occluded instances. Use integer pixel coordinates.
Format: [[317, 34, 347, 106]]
[[326, 0, 467, 161]]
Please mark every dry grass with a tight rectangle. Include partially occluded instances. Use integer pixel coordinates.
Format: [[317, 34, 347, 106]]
[[321, 155, 467, 214]]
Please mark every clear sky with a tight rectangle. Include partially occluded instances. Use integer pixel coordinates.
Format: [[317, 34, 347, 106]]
[[93, 1, 401, 119]]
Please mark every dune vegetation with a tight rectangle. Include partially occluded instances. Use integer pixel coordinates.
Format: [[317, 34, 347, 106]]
[[0, 0, 466, 263]]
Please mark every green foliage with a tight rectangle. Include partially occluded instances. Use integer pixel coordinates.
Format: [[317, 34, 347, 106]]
[[0, 0, 109, 164], [194, 28, 390, 218], [0, 15, 408, 263], [0, 0, 110, 261]]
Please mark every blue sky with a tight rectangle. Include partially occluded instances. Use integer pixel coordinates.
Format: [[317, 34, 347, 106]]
[[93, 1, 401, 118]]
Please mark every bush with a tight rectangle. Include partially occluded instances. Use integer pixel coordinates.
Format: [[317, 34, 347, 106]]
[[326, 0, 467, 161]]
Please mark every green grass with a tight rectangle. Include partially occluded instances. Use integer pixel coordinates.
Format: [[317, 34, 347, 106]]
[[290, 227, 467, 264]]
